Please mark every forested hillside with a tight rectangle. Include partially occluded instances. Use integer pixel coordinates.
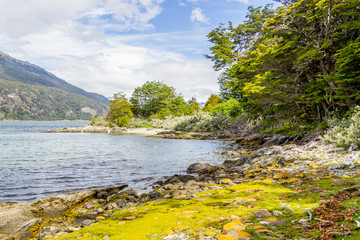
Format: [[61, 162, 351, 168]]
[[0, 51, 108, 120], [0, 79, 107, 120], [206, 0, 360, 129]]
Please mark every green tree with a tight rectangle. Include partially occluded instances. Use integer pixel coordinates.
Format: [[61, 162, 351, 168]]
[[130, 81, 187, 118], [206, 0, 360, 124], [203, 94, 222, 112], [106, 93, 133, 127]]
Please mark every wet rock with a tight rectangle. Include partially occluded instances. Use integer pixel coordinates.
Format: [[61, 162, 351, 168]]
[[148, 191, 163, 200], [127, 195, 137, 202], [97, 191, 108, 199], [223, 156, 251, 167], [186, 163, 215, 174], [128, 190, 139, 198], [253, 209, 272, 218], [164, 175, 198, 185]]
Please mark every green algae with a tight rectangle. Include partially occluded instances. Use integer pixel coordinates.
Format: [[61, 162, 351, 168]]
[[55, 181, 317, 240]]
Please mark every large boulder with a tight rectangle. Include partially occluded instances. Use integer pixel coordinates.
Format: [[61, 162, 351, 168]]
[[186, 163, 215, 174], [0, 190, 96, 240]]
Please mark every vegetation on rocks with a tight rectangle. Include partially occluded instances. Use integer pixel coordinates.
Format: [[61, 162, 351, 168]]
[[27, 140, 360, 240]]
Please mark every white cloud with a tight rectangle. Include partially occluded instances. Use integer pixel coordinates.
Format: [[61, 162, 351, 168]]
[[0, 0, 219, 102], [190, 7, 209, 24]]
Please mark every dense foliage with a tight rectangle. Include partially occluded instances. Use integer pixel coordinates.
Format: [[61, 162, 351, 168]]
[[130, 81, 194, 118], [206, 0, 360, 126], [106, 93, 133, 127]]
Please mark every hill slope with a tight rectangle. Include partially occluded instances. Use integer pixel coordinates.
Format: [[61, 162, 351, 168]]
[[0, 51, 109, 120]]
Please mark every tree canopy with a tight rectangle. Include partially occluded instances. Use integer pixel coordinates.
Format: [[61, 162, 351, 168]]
[[106, 92, 133, 127], [206, 0, 360, 125], [130, 81, 191, 118]]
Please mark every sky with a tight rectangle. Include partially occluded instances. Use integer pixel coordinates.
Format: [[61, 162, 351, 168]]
[[0, 0, 278, 102]]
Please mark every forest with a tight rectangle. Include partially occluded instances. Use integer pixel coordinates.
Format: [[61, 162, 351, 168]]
[[98, 0, 360, 149]]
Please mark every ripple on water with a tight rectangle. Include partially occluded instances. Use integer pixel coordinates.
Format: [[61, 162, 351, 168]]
[[0, 121, 232, 202]]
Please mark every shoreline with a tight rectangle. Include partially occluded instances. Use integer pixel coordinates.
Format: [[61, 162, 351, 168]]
[[2, 136, 360, 239], [45, 125, 214, 140]]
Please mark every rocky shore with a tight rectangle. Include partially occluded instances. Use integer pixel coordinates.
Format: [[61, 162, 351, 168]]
[[1, 135, 360, 240], [46, 126, 212, 140]]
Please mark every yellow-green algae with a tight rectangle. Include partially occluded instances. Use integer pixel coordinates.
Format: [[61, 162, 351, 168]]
[[55, 180, 323, 240]]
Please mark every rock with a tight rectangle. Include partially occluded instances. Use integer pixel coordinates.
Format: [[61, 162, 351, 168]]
[[223, 156, 251, 167], [164, 175, 198, 185], [84, 202, 95, 209], [253, 209, 272, 218], [268, 220, 287, 227], [148, 191, 163, 200], [280, 203, 294, 211], [128, 190, 139, 197], [103, 235, 110, 239], [43, 226, 61, 235], [218, 235, 237, 240], [105, 202, 118, 210], [162, 232, 192, 240], [223, 219, 246, 233], [65, 227, 81, 233], [252, 146, 283, 157], [127, 195, 137, 202], [81, 219, 94, 227], [219, 179, 234, 185], [96, 208, 105, 213], [115, 199, 126, 208], [331, 179, 356, 187], [97, 191, 108, 199], [272, 211, 284, 216], [186, 163, 215, 174], [226, 230, 251, 240], [0, 190, 95, 240]]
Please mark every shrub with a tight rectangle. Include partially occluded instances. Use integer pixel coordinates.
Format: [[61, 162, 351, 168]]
[[212, 98, 243, 118], [89, 116, 109, 127], [106, 93, 133, 127], [174, 112, 230, 133], [320, 107, 360, 150]]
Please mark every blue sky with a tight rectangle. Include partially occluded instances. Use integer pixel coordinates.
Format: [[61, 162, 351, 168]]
[[0, 0, 279, 101]]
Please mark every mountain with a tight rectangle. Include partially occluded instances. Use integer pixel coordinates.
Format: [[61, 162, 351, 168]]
[[0, 51, 109, 120]]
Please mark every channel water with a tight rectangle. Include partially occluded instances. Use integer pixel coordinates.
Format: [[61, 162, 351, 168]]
[[0, 121, 231, 202]]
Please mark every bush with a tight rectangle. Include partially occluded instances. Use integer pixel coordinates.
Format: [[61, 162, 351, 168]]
[[89, 116, 109, 127], [212, 98, 242, 118], [320, 107, 360, 150], [174, 112, 230, 133]]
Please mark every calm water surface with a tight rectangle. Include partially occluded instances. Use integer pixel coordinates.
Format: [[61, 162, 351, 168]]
[[0, 121, 231, 202]]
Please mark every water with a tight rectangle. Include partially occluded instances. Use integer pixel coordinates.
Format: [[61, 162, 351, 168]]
[[0, 121, 231, 202]]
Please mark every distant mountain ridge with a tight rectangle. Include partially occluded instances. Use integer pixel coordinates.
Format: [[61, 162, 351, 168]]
[[0, 51, 109, 104], [0, 51, 109, 120]]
